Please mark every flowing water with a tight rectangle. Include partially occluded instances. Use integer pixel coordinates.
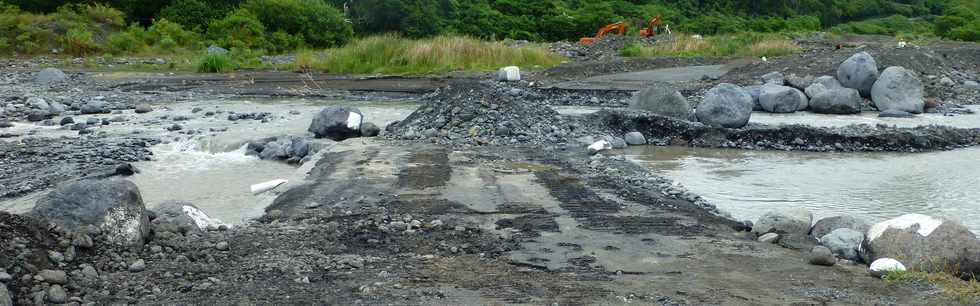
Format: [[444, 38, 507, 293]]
[[627, 146, 980, 233], [1, 98, 420, 225]]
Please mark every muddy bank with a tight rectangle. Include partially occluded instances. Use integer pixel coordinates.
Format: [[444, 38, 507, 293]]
[[592, 109, 980, 152]]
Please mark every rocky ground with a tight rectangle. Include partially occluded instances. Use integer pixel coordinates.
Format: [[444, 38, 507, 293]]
[[3, 34, 980, 305]]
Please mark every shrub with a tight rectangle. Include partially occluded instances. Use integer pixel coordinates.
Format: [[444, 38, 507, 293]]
[[196, 53, 233, 73], [242, 0, 353, 47], [107, 24, 146, 53], [947, 19, 980, 41], [268, 30, 303, 54], [159, 0, 221, 33], [206, 9, 270, 51], [620, 43, 643, 57], [147, 18, 197, 47], [63, 27, 98, 56]]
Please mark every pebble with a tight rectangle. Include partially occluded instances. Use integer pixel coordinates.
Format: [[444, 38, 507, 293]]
[[758, 233, 780, 243], [215, 242, 229, 251], [71, 233, 94, 248], [47, 284, 68, 303], [38, 269, 67, 284], [807, 246, 836, 266], [128, 259, 146, 272]]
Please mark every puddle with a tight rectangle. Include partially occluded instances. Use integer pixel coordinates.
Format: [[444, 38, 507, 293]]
[[627, 146, 980, 234]]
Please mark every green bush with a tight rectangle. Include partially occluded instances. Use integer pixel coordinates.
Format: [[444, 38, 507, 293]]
[[196, 53, 233, 73], [620, 43, 642, 57], [107, 23, 146, 53], [832, 15, 934, 36], [147, 18, 197, 46], [268, 30, 303, 54], [63, 27, 98, 55], [206, 9, 270, 51], [242, 0, 353, 47], [159, 0, 222, 33], [947, 19, 980, 41]]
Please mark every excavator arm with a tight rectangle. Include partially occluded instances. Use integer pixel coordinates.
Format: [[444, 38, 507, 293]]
[[640, 16, 662, 37], [579, 22, 625, 43]]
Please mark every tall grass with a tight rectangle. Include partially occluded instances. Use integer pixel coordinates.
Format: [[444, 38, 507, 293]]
[[315, 34, 563, 74], [195, 53, 233, 73], [623, 33, 802, 58], [884, 270, 980, 304]]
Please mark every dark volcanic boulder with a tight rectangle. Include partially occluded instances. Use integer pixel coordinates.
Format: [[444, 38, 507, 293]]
[[308, 106, 363, 141], [695, 83, 753, 128], [35, 68, 67, 84], [820, 228, 864, 261], [360, 122, 381, 137], [759, 84, 806, 113], [871, 66, 924, 114], [80, 101, 110, 114], [810, 215, 870, 238], [629, 86, 691, 120], [837, 52, 878, 97], [31, 179, 150, 246], [809, 88, 863, 114], [863, 214, 980, 276], [152, 201, 224, 234]]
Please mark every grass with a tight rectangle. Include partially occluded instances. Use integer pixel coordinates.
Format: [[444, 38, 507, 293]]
[[621, 33, 802, 58], [195, 53, 233, 73], [311, 34, 563, 74], [884, 270, 980, 304]]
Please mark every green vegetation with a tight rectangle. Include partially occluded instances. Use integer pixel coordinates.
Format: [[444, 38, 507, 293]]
[[195, 53, 233, 73], [621, 33, 802, 58], [311, 34, 562, 74], [884, 270, 980, 304]]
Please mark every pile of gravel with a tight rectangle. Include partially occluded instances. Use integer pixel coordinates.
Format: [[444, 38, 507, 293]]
[[386, 80, 583, 145], [550, 35, 647, 61]]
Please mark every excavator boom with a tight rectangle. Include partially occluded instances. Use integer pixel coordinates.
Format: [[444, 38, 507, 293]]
[[640, 16, 662, 37], [579, 22, 625, 43]]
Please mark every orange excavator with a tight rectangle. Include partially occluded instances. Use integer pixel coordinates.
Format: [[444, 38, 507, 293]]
[[579, 22, 625, 43], [640, 16, 664, 37]]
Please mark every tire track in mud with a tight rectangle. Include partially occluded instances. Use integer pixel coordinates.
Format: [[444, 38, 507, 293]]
[[396, 148, 450, 190]]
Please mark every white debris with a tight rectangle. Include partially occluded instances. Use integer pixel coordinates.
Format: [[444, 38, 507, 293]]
[[346, 112, 363, 130], [866, 213, 943, 242], [896, 41, 907, 49], [250, 179, 288, 195], [182, 205, 225, 230], [496, 66, 521, 82], [587, 140, 612, 155], [869, 258, 906, 277], [691, 34, 703, 40]]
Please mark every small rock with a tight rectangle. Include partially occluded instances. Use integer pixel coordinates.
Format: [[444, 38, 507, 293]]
[[624, 132, 646, 145], [36, 68, 67, 84], [215, 241, 229, 251], [167, 124, 183, 131], [807, 246, 836, 266], [128, 259, 146, 272], [80, 265, 99, 280], [59, 117, 75, 126], [207, 45, 229, 55], [47, 284, 67, 303], [38, 269, 67, 284], [587, 140, 612, 155], [758, 233, 780, 243], [939, 77, 955, 87], [135, 104, 153, 114], [760, 71, 784, 85], [869, 258, 906, 278], [496, 66, 521, 82], [360, 122, 381, 137]]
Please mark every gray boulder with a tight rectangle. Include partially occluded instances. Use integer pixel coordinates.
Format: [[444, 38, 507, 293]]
[[152, 201, 224, 234], [862, 214, 980, 276], [785, 74, 814, 91], [753, 208, 813, 238], [31, 179, 150, 246], [760, 71, 784, 85], [135, 104, 153, 114], [819, 228, 864, 261], [600, 135, 627, 149], [47, 285, 67, 303], [308, 106, 363, 141], [624, 132, 646, 145], [743, 85, 763, 111], [809, 88, 863, 114], [27, 110, 51, 122], [0, 284, 11, 306], [871, 66, 924, 114], [695, 83, 754, 128], [837, 52, 878, 97], [629, 86, 691, 120], [808, 246, 836, 266], [759, 84, 807, 113], [805, 76, 844, 98], [49, 102, 66, 114], [804, 83, 828, 100], [360, 122, 381, 137], [810, 215, 871, 238], [81, 101, 110, 114], [35, 68, 67, 84], [207, 45, 229, 55], [965, 80, 980, 91], [27, 97, 49, 110]]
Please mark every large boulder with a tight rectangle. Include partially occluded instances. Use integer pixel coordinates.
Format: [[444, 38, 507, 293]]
[[743, 85, 763, 111], [31, 179, 150, 246], [695, 83, 753, 128], [820, 228, 864, 261], [753, 208, 813, 237], [629, 86, 691, 119], [80, 101, 110, 114], [27, 97, 49, 110], [497, 66, 521, 82], [760, 71, 784, 85], [308, 106, 363, 141], [804, 76, 843, 98], [0, 284, 11, 306], [871, 66, 924, 114], [152, 201, 224, 234], [810, 215, 871, 238], [624, 132, 646, 145], [862, 214, 980, 276], [809, 88, 863, 114], [35, 68, 67, 84], [759, 84, 807, 113], [837, 52, 878, 97], [785, 74, 814, 91]]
